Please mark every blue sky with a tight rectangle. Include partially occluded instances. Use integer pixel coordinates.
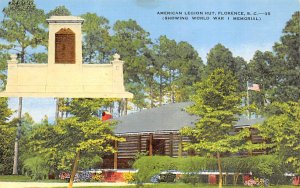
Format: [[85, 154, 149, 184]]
[[1, 0, 299, 123]]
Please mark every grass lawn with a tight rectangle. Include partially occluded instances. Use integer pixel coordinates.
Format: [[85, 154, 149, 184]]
[[0, 175, 65, 182], [0, 175, 31, 182], [0, 176, 295, 188], [70, 184, 297, 188]]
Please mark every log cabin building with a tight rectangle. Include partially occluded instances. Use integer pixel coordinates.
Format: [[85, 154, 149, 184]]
[[102, 102, 265, 169]]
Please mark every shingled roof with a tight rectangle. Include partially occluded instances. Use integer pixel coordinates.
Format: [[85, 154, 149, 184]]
[[113, 102, 264, 135]]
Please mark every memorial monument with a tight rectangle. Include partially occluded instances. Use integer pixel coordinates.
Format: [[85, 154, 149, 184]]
[[0, 16, 133, 98]]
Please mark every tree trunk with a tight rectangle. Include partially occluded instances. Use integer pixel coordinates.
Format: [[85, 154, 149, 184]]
[[12, 97, 22, 175], [171, 70, 175, 103], [233, 173, 240, 185], [55, 98, 59, 123], [124, 98, 128, 115], [109, 102, 114, 114], [224, 172, 228, 185], [13, 46, 26, 174], [21, 48, 25, 63], [65, 98, 70, 118], [68, 150, 80, 188], [159, 75, 163, 106], [150, 82, 154, 108], [217, 152, 223, 188], [118, 100, 123, 117]]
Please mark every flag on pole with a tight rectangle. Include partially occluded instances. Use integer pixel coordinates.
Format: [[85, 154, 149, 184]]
[[248, 83, 260, 91]]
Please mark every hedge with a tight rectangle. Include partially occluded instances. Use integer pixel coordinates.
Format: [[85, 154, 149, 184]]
[[133, 155, 287, 184]]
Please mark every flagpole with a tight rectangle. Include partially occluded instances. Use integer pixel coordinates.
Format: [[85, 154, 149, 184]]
[[246, 81, 250, 119]]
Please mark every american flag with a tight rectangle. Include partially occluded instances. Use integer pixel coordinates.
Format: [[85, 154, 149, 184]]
[[248, 84, 260, 91]]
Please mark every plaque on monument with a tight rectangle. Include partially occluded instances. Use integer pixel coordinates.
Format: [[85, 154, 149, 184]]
[[55, 28, 75, 64]]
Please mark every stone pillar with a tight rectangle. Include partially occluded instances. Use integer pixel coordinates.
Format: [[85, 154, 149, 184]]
[[112, 54, 125, 92], [46, 16, 84, 66]]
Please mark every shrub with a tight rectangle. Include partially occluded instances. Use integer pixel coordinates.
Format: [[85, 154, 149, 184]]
[[133, 156, 178, 183], [133, 156, 216, 183], [23, 156, 49, 180], [249, 155, 287, 185], [133, 155, 287, 184], [222, 155, 287, 185], [176, 156, 217, 172], [180, 173, 202, 185]]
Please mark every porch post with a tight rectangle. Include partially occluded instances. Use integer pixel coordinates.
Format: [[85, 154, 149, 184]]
[[114, 140, 118, 169], [178, 136, 182, 157], [149, 133, 153, 156], [169, 132, 173, 157]]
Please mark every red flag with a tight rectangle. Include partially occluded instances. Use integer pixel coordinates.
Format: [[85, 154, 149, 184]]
[[248, 84, 260, 91]]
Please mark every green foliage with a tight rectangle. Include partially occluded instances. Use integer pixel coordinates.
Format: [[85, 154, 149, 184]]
[[0, 175, 31, 182], [21, 97, 122, 186], [0, 123, 15, 174], [56, 116, 119, 154], [112, 19, 153, 110], [182, 69, 248, 154], [0, 1, 47, 176], [79, 155, 103, 170], [133, 156, 178, 183], [0, 52, 9, 89], [176, 157, 217, 172], [68, 98, 113, 121], [146, 36, 204, 105], [0, 97, 14, 175], [133, 156, 217, 183], [181, 69, 255, 188], [26, 115, 122, 174], [206, 44, 235, 75], [222, 155, 288, 185], [46, 5, 71, 17], [222, 155, 285, 179], [205, 44, 248, 92], [29, 53, 47, 64], [0, 0, 47, 63], [248, 12, 300, 104], [272, 11, 300, 102], [81, 13, 111, 64], [0, 98, 12, 124], [133, 155, 286, 184], [255, 101, 300, 173], [22, 156, 49, 180], [112, 19, 151, 83]]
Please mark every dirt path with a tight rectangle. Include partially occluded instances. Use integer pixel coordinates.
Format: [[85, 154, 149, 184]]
[[0, 182, 132, 188]]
